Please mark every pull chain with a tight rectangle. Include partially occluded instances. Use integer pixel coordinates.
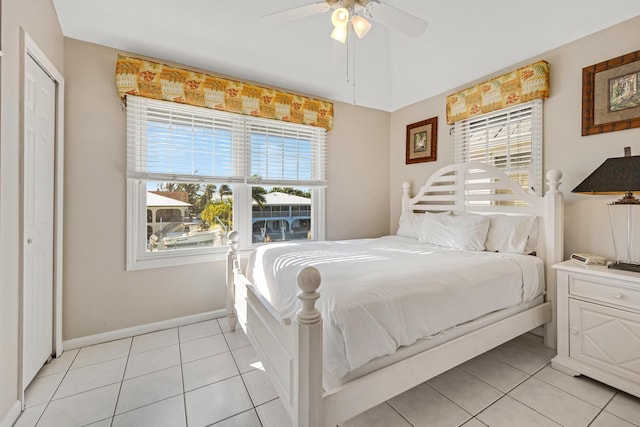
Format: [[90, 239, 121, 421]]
[[351, 33, 356, 105], [345, 29, 350, 85], [344, 28, 356, 105]]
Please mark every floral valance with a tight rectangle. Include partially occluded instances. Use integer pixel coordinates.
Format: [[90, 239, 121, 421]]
[[115, 54, 334, 130], [446, 60, 550, 125]]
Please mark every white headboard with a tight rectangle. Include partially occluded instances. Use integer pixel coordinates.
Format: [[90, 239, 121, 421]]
[[401, 162, 564, 348]]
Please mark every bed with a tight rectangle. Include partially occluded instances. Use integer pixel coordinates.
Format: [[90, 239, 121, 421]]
[[226, 162, 564, 426]]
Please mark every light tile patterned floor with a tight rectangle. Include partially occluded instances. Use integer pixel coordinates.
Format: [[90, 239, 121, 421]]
[[16, 318, 640, 427]]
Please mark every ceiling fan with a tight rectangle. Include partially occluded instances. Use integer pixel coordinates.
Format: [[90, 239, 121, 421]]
[[262, 0, 428, 42]]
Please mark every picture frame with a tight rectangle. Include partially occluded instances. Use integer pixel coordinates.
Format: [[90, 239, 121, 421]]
[[582, 49, 640, 136], [406, 116, 437, 164]]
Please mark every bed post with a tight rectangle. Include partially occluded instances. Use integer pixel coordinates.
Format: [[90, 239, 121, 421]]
[[226, 231, 239, 332], [294, 266, 323, 427], [401, 182, 411, 214], [543, 170, 563, 349]]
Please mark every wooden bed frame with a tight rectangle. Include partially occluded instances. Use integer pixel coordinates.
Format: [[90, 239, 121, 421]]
[[226, 162, 564, 426]]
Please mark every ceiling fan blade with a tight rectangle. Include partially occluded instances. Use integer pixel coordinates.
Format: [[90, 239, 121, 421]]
[[363, 1, 428, 38], [262, 2, 331, 25]]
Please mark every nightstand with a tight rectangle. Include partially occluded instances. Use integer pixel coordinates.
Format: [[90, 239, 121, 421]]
[[552, 260, 640, 397]]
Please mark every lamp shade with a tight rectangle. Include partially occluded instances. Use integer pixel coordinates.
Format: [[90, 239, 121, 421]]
[[351, 15, 372, 39], [330, 25, 348, 43], [572, 149, 640, 203], [331, 7, 350, 27]]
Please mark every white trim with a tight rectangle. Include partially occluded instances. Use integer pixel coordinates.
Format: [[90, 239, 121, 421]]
[[63, 309, 226, 350], [127, 247, 230, 270], [0, 401, 21, 427], [19, 32, 65, 404], [312, 187, 326, 241]]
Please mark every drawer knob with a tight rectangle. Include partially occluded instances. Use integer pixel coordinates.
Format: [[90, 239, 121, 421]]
[[613, 292, 622, 299], [570, 327, 579, 335]]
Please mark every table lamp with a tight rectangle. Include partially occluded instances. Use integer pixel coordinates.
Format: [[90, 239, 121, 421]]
[[572, 147, 640, 272]]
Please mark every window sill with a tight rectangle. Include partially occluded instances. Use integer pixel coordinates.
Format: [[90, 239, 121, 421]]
[[126, 247, 252, 271]]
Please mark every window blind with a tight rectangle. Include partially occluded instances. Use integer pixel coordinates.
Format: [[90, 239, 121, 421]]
[[247, 116, 327, 187], [127, 95, 327, 186], [127, 96, 245, 183], [453, 100, 542, 194]]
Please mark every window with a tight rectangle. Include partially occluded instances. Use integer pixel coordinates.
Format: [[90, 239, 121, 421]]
[[453, 100, 543, 196], [126, 96, 327, 270]]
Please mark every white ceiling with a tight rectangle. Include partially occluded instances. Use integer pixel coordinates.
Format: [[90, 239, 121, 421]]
[[53, 0, 640, 112]]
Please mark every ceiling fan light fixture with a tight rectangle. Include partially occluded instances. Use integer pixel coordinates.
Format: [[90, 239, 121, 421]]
[[331, 7, 350, 27], [330, 25, 348, 43], [351, 15, 371, 38]]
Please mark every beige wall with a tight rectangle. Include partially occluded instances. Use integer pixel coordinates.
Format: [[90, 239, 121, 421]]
[[327, 102, 390, 240], [0, 0, 64, 421], [62, 38, 391, 340], [390, 15, 640, 261]]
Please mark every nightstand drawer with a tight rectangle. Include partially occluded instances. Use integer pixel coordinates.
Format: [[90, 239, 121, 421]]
[[570, 276, 640, 311]]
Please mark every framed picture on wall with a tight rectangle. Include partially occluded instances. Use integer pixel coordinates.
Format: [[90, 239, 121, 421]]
[[406, 116, 437, 164], [582, 49, 640, 135]]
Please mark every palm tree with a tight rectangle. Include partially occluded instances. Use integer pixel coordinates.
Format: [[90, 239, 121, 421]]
[[250, 174, 267, 208], [177, 183, 201, 206], [218, 184, 232, 198], [157, 183, 201, 204], [252, 186, 267, 208], [158, 182, 178, 192], [269, 187, 310, 198], [195, 184, 216, 212]]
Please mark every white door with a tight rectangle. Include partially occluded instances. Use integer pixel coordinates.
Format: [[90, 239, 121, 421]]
[[23, 53, 56, 387]]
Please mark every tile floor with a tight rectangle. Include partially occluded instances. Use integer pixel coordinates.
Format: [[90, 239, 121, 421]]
[[16, 318, 640, 427]]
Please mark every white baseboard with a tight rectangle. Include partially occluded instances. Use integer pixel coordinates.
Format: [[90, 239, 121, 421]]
[[63, 309, 226, 351], [0, 400, 21, 427]]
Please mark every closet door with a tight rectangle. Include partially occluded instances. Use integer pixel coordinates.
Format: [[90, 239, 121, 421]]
[[23, 53, 56, 387]]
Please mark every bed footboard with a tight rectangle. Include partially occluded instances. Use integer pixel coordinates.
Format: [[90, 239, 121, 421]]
[[226, 232, 325, 426]]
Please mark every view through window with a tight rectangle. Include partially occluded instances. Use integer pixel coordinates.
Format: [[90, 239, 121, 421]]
[[144, 182, 313, 251]]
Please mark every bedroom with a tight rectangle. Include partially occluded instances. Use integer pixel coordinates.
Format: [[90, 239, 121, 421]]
[[2, 0, 640, 426]]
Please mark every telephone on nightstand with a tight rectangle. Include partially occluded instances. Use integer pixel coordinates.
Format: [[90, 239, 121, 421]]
[[570, 252, 607, 265]]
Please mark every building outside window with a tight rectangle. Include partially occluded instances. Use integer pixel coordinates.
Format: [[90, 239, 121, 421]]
[[252, 190, 312, 243]]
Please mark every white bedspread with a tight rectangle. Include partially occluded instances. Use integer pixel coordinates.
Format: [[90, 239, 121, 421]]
[[246, 236, 544, 378]]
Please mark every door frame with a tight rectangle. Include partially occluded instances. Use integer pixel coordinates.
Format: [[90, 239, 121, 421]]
[[18, 31, 64, 399]]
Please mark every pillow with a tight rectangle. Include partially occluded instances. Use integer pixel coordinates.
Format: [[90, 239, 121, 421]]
[[418, 212, 490, 251], [524, 216, 539, 254], [485, 214, 538, 254], [396, 212, 424, 239]]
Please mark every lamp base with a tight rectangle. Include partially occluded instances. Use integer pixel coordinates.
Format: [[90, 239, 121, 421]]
[[608, 261, 640, 273]]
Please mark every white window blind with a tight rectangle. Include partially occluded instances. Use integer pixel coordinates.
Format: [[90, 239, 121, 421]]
[[247, 117, 326, 187], [127, 96, 245, 183], [127, 96, 326, 186], [453, 99, 543, 194]]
